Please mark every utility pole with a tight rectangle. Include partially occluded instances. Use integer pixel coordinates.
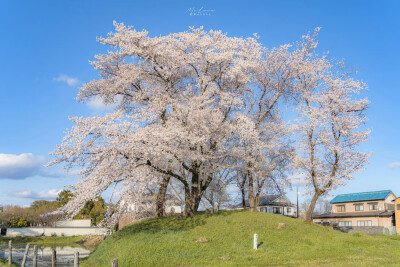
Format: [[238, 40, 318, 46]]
[[297, 186, 299, 219], [282, 183, 285, 216]]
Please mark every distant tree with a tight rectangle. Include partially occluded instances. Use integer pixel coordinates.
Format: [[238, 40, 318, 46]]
[[203, 169, 233, 210], [30, 200, 58, 210], [316, 198, 332, 214], [56, 190, 74, 207], [30, 201, 60, 227], [292, 29, 370, 222], [298, 199, 311, 220], [75, 196, 107, 225], [0, 206, 32, 226]]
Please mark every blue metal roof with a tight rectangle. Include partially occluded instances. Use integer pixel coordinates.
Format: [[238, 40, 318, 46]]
[[330, 190, 394, 204]]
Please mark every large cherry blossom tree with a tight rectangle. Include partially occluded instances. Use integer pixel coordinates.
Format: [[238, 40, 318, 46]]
[[49, 22, 266, 218]]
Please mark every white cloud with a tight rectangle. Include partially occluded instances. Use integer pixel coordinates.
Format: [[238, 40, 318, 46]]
[[14, 190, 33, 198], [0, 153, 46, 179], [288, 173, 308, 186], [389, 162, 400, 169], [37, 189, 62, 199], [53, 74, 80, 87], [12, 189, 62, 200], [66, 169, 84, 176], [87, 95, 123, 110]]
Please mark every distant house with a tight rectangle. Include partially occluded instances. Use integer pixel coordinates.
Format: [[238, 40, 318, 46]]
[[238, 195, 297, 218], [313, 190, 397, 235]]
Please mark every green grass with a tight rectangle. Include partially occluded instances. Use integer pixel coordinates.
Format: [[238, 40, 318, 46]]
[[0, 257, 18, 267], [0, 236, 86, 247], [81, 210, 400, 266]]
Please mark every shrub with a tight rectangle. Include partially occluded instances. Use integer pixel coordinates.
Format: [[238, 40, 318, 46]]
[[8, 218, 30, 228]]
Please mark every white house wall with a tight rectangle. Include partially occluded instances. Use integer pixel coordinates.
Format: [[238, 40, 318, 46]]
[[258, 206, 296, 216]]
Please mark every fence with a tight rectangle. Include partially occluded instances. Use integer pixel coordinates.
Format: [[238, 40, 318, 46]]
[[7, 240, 120, 266], [333, 226, 397, 235]]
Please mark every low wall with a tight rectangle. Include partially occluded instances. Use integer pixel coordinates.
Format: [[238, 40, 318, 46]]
[[333, 226, 397, 235], [5, 227, 107, 237], [55, 219, 92, 227]]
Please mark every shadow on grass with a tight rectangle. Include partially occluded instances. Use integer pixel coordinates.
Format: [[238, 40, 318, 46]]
[[257, 241, 264, 248], [118, 210, 238, 236]]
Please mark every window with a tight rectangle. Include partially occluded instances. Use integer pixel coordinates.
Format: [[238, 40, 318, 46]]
[[338, 221, 352, 227], [369, 203, 378, 211], [354, 204, 364, 211], [357, 220, 372, 227], [287, 208, 291, 213], [273, 207, 282, 214], [337, 205, 345, 212], [397, 204, 400, 210], [170, 207, 175, 213]]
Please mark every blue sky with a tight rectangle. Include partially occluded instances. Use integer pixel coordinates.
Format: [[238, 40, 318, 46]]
[[0, 0, 399, 206]]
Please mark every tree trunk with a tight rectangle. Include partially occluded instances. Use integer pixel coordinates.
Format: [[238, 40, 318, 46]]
[[247, 165, 256, 212], [183, 192, 203, 216], [156, 176, 170, 217], [240, 174, 247, 208], [183, 185, 204, 217], [182, 172, 210, 217], [305, 192, 320, 222], [241, 187, 246, 208], [177, 168, 214, 217]]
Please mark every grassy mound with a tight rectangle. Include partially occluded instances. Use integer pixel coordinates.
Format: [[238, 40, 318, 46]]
[[82, 210, 400, 266]]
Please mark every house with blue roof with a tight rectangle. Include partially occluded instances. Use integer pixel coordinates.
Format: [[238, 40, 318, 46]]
[[313, 190, 397, 235]]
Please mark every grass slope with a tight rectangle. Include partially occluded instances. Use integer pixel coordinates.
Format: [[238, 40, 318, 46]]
[[83, 211, 400, 266]]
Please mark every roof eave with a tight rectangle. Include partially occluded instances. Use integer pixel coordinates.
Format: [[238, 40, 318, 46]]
[[330, 198, 387, 204]]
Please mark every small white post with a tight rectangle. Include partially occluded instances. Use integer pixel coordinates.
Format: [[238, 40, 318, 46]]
[[253, 233, 258, 250]]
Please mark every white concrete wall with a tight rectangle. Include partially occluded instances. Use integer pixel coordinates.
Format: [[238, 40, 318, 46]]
[[55, 219, 92, 227], [6, 227, 107, 237], [165, 205, 182, 213]]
